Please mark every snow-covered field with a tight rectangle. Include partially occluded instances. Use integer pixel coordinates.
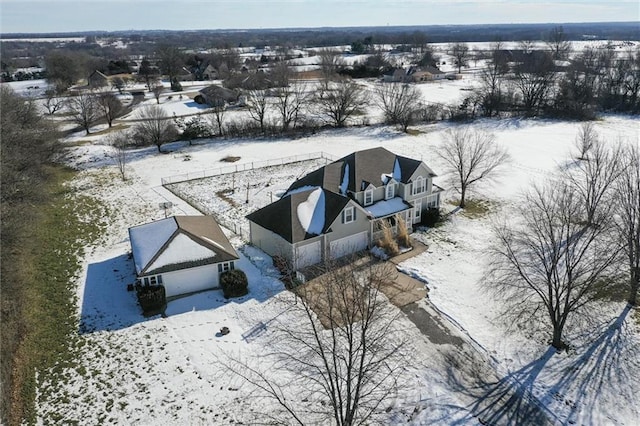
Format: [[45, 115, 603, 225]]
[[28, 59, 640, 425]]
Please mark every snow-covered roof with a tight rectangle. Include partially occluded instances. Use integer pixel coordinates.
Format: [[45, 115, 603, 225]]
[[296, 187, 326, 235], [365, 197, 412, 218], [128, 216, 238, 275]]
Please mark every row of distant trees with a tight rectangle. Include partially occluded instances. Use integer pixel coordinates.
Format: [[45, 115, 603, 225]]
[[460, 40, 640, 118]]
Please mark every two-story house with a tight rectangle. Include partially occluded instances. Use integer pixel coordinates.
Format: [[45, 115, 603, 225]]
[[246, 147, 442, 269]]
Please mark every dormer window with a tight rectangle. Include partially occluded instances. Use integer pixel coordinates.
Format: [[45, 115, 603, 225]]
[[412, 176, 425, 195], [385, 183, 395, 200], [364, 189, 373, 206]]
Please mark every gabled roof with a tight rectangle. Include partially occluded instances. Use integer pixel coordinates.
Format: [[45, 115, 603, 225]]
[[246, 188, 351, 244], [128, 216, 238, 276], [287, 147, 436, 195]]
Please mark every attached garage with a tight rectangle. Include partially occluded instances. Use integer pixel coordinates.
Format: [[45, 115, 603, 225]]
[[295, 240, 322, 268], [330, 231, 369, 259]]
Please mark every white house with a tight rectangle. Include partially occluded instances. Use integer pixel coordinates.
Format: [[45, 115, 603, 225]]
[[247, 147, 443, 269], [128, 216, 239, 298]]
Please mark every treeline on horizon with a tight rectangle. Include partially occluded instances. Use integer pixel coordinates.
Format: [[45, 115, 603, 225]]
[[2, 21, 639, 49]]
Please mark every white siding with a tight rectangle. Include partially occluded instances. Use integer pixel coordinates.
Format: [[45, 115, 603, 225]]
[[330, 231, 368, 259], [160, 263, 220, 298]]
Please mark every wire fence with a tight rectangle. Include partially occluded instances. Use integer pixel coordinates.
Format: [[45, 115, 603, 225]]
[[161, 151, 338, 186], [161, 151, 338, 238]]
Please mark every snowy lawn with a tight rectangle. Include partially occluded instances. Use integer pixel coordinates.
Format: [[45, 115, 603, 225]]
[[32, 63, 640, 425]]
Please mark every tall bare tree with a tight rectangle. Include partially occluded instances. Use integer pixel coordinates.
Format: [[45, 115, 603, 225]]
[[545, 26, 572, 60], [68, 91, 99, 134], [565, 138, 623, 225], [612, 144, 640, 305], [449, 42, 470, 74], [374, 83, 422, 132], [43, 88, 66, 115], [437, 127, 509, 208], [131, 105, 177, 152], [95, 90, 123, 128], [150, 80, 164, 104], [315, 79, 366, 128], [318, 48, 344, 88], [573, 122, 598, 160], [488, 181, 618, 349], [274, 83, 307, 132], [225, 261, 406, 425], [157, 44, 185, 90], [512, 51, 556, 116], [479, 41, 510, 117], [207, 105, 226, 136], [107, 131, 129, 180], [246, 89, 270, 133]]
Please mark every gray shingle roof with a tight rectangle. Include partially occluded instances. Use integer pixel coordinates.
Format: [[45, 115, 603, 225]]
[[246, 188, 350, 244]]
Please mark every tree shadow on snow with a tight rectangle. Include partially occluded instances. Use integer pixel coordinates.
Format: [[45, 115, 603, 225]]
[[447, 347, 557, 426], [546, 306, 638, 424]]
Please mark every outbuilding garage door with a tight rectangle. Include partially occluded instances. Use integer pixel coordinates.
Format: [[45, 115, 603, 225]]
[[296, 240, 322, 268], [330, 231, 368, 260]]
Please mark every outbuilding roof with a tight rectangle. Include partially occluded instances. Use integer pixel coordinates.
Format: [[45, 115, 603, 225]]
[[128, 216, 238, 276]]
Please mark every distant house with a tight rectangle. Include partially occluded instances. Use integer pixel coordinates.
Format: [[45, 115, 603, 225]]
[[247, 147, 443, 269], [88, 70, 109, 88], [128, 216, 239, 298], [383, 66, 448, 83], [202, 64, 219, 80], [196, 84, 239, 107]]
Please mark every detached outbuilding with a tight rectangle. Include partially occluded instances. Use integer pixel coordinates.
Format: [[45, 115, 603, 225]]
[[128, 216, 239, 298]]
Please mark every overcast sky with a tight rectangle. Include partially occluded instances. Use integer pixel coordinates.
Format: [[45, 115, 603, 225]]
[[1, 0, 638, 34]]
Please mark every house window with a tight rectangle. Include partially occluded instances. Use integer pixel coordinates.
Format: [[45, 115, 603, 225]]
[[364, 190, 373, 206], [413, 176, 425, 195], [218, 261, 235, 274], [414, 200, 422, 222], [143, 275, 163, 286], [385, 184, 395, 200], [343, 206, 355, 224]]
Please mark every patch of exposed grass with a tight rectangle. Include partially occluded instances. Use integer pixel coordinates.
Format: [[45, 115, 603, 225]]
[[449, 199, 496, 219], [10, 166, 107, 425], [220, 156, 241, 163], [405, 128, 426, 136], [591, 277, 629, 303]]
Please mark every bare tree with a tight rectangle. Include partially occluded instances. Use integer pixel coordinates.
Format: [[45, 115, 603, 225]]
[[271, 60, 293, 88], [437, 127, 510, 208], [95, 90, 123, 128], [545, 26, 572, 60], [449, 42, 470, 74], [565, 138, 623, 225], [318, 48, 344, 88], [478, 41, 510, 117], [574, 122, 598, 160], [512, 51, 556, 116], [519, 39, 536, 54], [374, 83, 422, 132], [274, 83, 307, 132], [488, 181, 618, 349], [612, 144, 640, 305], [246, 89, 270, 133], [151, 80, 164, 104], [138, 58, 158, 92], [225, 261, 406, 425], [68, 91, 99, 134], [43, 88, 66, 115], [207, 105, 226, 136], [107, 131, 129, 180], [315, 78, 366, 128], [131, 105, 177, 152], [110, 76, 129, 94], [156, 44, 185, 90]]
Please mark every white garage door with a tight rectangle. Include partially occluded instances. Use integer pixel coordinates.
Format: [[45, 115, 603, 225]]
[[296, 240, 322, 268], [330, 231, 368, 259]]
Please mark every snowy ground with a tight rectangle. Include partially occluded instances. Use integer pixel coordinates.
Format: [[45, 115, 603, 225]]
[[24, 56, 640, 425]]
